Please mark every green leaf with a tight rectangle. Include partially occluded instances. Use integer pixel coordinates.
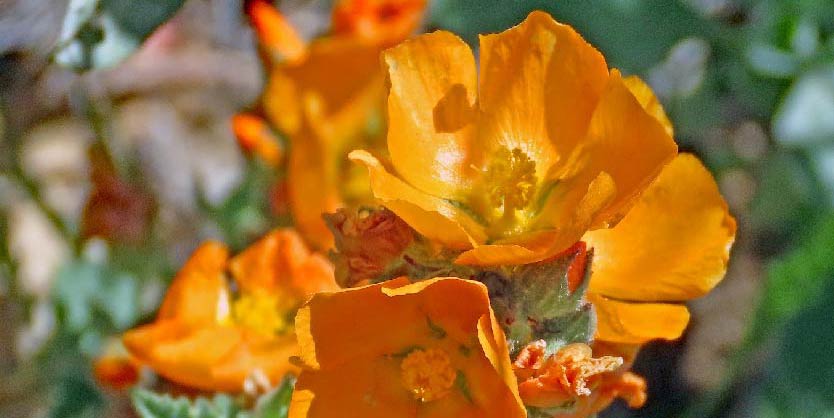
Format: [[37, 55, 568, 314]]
[[132, 389, 249, 418], [254, 376, 296, 418], [132, 389, 190, 418], [54, 260, 104, 331], [48, 374, 104, 418], [429, 0, 708, 73], [53, 258, 142, 333], [201, 160, 275, 252], [748, 150, 820, 236], [54, 0, 186, 71]]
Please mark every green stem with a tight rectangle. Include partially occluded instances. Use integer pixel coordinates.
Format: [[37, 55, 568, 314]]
[[1, 99, 79, 256]]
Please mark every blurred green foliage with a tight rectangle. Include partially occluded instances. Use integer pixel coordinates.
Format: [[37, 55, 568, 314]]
[[54, 0, 186, 70], [131, 376, 294, 418]]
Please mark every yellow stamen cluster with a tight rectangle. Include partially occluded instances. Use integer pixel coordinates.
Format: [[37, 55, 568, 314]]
[[484, 147, 537, 214], [232, 292, 290, 336], [400, 348, 457, 402]]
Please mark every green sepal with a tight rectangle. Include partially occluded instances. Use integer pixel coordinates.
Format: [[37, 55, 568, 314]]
[[479, 247, 595, 355], [375, 237, 477, 282]]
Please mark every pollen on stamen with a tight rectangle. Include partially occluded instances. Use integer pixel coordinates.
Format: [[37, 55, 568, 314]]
[[232, 292, 291, 336], [483, 147, 537, 214], [400, 348, 457, 402]]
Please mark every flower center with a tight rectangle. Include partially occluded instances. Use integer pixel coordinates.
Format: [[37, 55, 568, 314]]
[[484, 147, 537, 214], [400, 348, 457, 402], [232, 292, 291, 336]]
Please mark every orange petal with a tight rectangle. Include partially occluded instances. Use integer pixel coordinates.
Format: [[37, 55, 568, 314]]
[[476, 311, 525, 414], [228, 229, 337, 297], [477, 11, 609, 178], [584, 153, 736, 302], [210, 333, 300, 389], [296, 277, 494, 367], [290, 357, 416, 418], [332, 0, 427, 47], [232, 113, 283, 167], [349, 150, 486, 249], [578, 70, 678, 226], [123, 321, 244, 392], [156, 242, 230, 324], [383, 30, 478, 200], [93, 354, 140, 391], [589, 294, 690, 344], [286, 124, 343, 249], [292, 277, 524, 418], [247, 0, 307, 64], [622, 75, 673, 137]]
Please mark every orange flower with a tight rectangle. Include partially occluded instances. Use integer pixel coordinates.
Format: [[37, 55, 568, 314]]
[[549, 342, 647, 418], [349, 11, 735, 343], [510, 340, 648, 417], [350, 11, 680, 265], [288, 277, 525, 418], [123, 229, 337, 392], [332, 0, 427, 47], [234, 0, 427, 249], [513, 341, 622, 409]]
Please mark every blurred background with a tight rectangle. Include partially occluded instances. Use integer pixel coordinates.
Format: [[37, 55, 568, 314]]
[[1, 0, 833, 417]]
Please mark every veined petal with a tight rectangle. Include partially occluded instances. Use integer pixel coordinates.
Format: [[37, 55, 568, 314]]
[[584, 154, 736, 302], [477, 11, 609, 178], [383, 30, 478, 200], [589, 294, 690, 344], [622, 75, 673, 137], [579, 70, 678, 226], [156, 242, 230, 324], [350, 150, 486, 249]]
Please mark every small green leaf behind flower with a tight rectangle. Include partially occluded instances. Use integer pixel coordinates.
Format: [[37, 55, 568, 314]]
[[253, 376, 296, 418]]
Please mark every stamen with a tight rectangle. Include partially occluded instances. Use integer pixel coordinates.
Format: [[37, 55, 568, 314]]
[[232, 292, 290, 336], [484, 147, 537, 214], [400, 348, 457, 402]]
